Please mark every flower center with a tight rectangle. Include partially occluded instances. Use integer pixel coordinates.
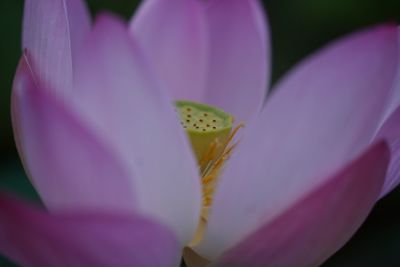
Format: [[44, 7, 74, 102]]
[[176, 100, 243, 244]]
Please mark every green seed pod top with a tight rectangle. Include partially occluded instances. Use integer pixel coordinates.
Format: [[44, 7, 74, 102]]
[[175, 100, 234, 162]]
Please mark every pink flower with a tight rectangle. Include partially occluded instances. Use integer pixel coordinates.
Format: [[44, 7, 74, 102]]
[[1, 0, 399, 266]]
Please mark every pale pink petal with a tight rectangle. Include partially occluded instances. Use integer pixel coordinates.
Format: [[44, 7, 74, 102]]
[[12, 55, 137, 213], [130, 0, 208, 101], [214, 142, 389, 267], [375, 106, 400, 196], [0, 193, 180, 267], [23, 0, 91, 95], [197, 25, 398, 259], [203, 0, 270, 122], [72, 14, 201, 245]]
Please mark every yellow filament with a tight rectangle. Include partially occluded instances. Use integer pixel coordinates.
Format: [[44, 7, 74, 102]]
[[188, 123, 243, 248], [199, 123, 244, 220]]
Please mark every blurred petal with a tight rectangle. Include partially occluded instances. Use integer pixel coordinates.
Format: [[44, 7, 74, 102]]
[[375, 106, 400, 196], [214, 142, 389, 267], [23, 0, 91, 95], [203, 0, 270, 122], [379, 27, 400, 123], [130, 0, 208, 101], [73, 14, 201, 245], [12, 55, 137, 213], [0, 193, 180, 267], [197, 25, 398, 259], [374, 28, 400, 197]]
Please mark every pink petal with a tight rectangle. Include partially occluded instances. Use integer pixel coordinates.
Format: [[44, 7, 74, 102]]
[[12, 55, 137, 213], [379, 27, 400, 124], [214, 142, 389, 267], [375, 106, 400, 196], [196, 24, 398, 259], [72, 14, 201, 245], [130, 0, 208, 101], [373, 28, 400, 197], [0, 193, 180, 267], [203, 0, 270, 122], [23, 0, 91, 95]]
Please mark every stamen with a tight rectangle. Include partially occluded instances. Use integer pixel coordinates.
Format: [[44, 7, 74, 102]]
[[175, 100, 243, 246], [199, 123, 244, 219]]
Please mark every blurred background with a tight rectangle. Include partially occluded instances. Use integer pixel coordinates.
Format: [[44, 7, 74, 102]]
[[1, 0, 400, 266]]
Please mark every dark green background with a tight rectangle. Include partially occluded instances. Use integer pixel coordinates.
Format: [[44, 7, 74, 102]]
[[1, 0, 400, 266]]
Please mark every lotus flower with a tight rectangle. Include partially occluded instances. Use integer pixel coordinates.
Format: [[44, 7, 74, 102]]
[[1, 0, 399, 266]]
